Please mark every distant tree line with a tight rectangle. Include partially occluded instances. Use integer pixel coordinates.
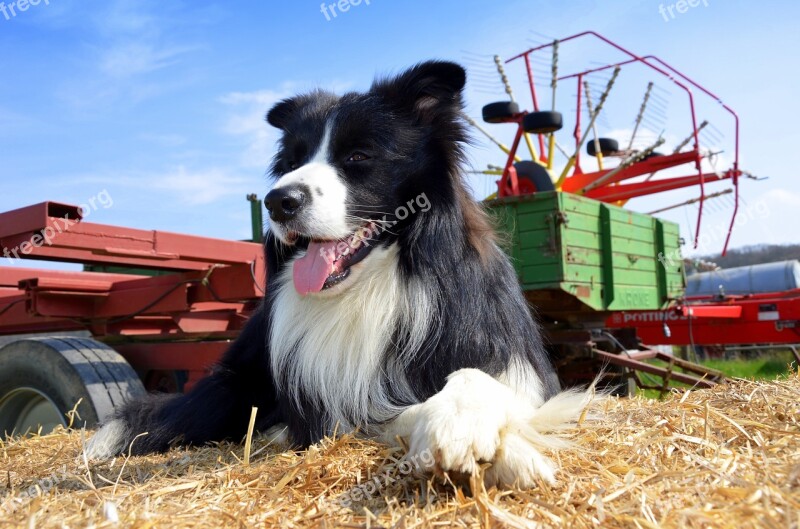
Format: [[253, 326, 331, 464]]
[[685, 243, 800, 274]]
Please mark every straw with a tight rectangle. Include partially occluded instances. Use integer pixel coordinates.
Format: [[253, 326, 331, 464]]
[[1, 372, 797, 528]]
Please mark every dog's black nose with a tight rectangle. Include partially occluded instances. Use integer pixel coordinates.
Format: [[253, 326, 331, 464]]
[[265, 186, 307, 222]]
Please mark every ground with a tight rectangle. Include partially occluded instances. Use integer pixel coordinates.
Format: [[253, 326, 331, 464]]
[[1, 375, 798, 528]]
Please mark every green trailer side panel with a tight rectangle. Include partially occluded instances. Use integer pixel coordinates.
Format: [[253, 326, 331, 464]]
[[486, 191, 684, 316]]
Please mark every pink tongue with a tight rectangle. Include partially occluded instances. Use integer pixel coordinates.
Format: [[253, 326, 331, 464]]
[[293, 241, 338, 296]]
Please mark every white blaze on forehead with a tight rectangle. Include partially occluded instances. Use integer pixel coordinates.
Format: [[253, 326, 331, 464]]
[[269, 120, 350, 240], [312, 121, 333, 164]]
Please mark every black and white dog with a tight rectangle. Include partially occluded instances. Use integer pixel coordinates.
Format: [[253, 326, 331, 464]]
[[87, 61, 590, 487]]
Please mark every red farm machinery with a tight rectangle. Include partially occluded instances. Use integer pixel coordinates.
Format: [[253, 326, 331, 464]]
[[0, 32, 760, 435], [466, 31, 757, 395], [606, 260, 800, 364], [0, 199, 266, 434]]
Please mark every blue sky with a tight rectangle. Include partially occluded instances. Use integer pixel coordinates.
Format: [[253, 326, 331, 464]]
[[1, 0, 798, 269]]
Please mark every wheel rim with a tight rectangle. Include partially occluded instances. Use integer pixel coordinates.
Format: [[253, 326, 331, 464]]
[[0, 387, 66, 437]]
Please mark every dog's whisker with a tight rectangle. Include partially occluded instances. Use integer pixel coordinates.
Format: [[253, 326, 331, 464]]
[[349, 209, 396, 216], [345, 215, 395, 228]]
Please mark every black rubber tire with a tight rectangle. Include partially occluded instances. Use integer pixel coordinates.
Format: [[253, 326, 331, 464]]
[[513, 161, 556, 193], [0, 337, 145, 436], [522, 111, 563, 134], [586, 138, 620, 157], [482, 101, 519, 123]]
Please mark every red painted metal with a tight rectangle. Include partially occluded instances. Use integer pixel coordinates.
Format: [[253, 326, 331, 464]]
[[592, 348, 720, 389], [522, 53, 547, 159], [582, 171, 730, 202], [561, 151, 701, 192], [680, 305, 742, 318], [573, 75, 584, 174], [0, 201, 266, 392], [113, 342, 231, 391], [0, 201, 265, 271], [490, 111, 528, 197], [606, 289, 800, 346], [501, 31, 743, 254]]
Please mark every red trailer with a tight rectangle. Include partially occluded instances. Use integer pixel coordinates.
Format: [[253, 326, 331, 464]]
[[0, 201, 265, 435], [606, 289, 800, 362]]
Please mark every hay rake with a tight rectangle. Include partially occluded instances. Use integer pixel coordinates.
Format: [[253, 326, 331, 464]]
[[469, 31, 747, 254]]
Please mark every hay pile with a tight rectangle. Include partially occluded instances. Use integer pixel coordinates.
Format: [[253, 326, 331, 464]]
[[2, 375, 798, 528]]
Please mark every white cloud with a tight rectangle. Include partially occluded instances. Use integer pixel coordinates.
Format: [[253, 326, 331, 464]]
[[99, 42, 199, 78], [220, 87, 295, 170], [50, 0, 205, 110], [0, 107, 47, 137], [138, 133, 187, 147], [150, 166, 252, 206], [90, 0, 158, 36], [760, 188, 800, 208], [71, 166, 254, 207], [219, 79, 358, 170]]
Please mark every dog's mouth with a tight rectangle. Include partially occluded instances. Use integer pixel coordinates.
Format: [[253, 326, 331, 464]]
[[291, 223, 378, 295]]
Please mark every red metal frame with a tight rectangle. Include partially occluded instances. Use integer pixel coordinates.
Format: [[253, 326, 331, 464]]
[[606, 289, 800, 348], [496, 31, 743, 253], [0, 201, 266, 391], [493, 112, 526, 197], [592, 347, 721, 389]]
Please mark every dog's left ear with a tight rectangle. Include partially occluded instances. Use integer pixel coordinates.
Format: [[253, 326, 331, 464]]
[[372, 61, 466, 118], [266, 97, 299, 130]]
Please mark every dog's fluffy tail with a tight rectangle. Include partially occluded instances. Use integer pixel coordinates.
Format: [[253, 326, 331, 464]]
[[85, 308, 281, 460], [485, 381, 604, 486], [534, 382, 600, 427], [524, 385, 600, 448], [84, 393, 181, 459]]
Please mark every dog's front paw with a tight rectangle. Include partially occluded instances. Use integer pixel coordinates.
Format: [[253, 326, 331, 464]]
[[406, 369, 557, 487], [407, 375, 506, 475]]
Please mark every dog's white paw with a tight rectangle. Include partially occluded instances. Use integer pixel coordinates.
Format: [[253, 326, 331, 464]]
[[406, 369, 557, 488]]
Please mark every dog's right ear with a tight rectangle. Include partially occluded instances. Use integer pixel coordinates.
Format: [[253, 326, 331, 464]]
[[266, 98, 299, 130], [371, 61, 466, 123]]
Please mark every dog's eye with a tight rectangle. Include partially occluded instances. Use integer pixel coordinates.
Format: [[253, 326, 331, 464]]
[[347, 152, 370, 162], [288, 161, 299, 170]]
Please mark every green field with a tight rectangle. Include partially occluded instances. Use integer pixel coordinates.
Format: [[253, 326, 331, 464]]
[[701, 352, 796, 380], [638, 350, 796, 398]]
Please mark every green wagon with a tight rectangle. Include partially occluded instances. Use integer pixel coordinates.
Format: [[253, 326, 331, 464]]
[[486, 191, 721, 393], [488, 191, 684, 317]]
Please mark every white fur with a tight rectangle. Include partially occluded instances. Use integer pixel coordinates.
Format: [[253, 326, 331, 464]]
[[85, 418, 128, 459], [387, 369, 593, 488], [497, 357, 547, 408], [268, 122, 351, 242], [270, 244, 434, 432], [263, 423, 291, 447]]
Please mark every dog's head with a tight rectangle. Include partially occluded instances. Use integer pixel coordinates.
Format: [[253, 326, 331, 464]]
[[264, 61, 467, 295]]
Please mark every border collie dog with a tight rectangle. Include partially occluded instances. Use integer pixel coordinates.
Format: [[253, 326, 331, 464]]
[[87, 61, 591, 487]]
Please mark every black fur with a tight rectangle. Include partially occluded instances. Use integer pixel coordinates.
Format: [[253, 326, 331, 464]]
[[102, 61, 560, 455]]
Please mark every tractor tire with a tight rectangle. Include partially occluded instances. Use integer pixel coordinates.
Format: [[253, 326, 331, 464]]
[[482, 101, 519, 123], [0, 337, 145, 437], [586, 138, 619, 157], [522, 111, 563, 134], [514, 161, 556, 194]]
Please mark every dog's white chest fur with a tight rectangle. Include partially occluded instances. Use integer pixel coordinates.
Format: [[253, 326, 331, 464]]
[[269, 244, 430, 431]]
